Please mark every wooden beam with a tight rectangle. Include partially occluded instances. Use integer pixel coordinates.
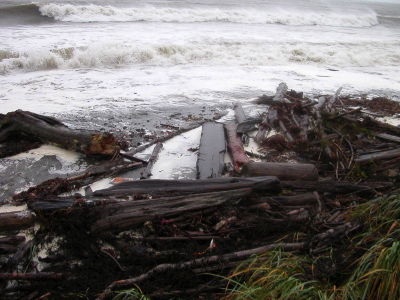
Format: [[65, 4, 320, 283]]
[[197, 122, 226, 179]]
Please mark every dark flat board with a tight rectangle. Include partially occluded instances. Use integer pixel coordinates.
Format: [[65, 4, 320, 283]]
[[196, 122, 226, 179]]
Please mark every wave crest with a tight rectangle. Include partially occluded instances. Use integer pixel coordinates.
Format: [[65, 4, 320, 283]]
[[1, 41, 399, 74], [38, 3, 379, 27]]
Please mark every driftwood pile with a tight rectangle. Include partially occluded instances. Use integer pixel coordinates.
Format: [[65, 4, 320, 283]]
[[1, 84, 400, 299]]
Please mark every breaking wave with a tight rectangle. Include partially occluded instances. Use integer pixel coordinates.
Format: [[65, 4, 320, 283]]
[[0, 3, 379, 27], [1, 40, 399, 74]]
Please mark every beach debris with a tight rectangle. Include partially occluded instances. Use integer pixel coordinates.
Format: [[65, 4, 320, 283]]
[[0, 110, 126, 158], [2, 84, 400, 299]]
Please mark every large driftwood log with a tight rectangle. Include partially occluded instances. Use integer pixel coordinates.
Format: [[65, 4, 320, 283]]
[[224, 122, 250, 172], [91, 189, 252, 233], [93, 176, 280, 197], [242, 161, 318, 180], [196, 122, 226, 179], [0, 211, 35, 232], [0, 110, 123, 157]]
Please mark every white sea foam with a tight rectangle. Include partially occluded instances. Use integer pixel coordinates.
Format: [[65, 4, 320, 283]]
[[1, 40, 399, 74], [38, 3, 379, 27]]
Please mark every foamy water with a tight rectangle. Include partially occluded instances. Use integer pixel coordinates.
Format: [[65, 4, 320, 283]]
[[0, 0, 399, 115]]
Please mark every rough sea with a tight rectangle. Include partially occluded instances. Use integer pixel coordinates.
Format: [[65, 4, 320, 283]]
[[0, 0, 399, 117]]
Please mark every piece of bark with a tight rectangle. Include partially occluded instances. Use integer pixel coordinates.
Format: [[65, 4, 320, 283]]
[[197, 122, 226, 179], [0, 211, 34, 232], [355, 148, 400, 164], [0, 110, 123, 157], [91, 189, 252, 233], [224, 122, 250, 172], [93, 176, 280, 197], [242, 161, 318, 181], [141, 142, 163, 179]]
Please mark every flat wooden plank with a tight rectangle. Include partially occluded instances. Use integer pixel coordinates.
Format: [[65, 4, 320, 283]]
[[196, 122, 226, 179]]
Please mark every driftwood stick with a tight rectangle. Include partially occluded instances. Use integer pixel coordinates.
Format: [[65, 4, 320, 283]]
[[140, 142, 163, 179], [96, 242, 305, 300]]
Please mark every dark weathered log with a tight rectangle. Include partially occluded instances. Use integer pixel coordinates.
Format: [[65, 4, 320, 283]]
[[0, 236, 25, 254], [224, 122, 250, 172], [141, 142, 163, 179], [93, 176, 280, 197], [363, 116, 400, 136], [196, 122, 226, 179], [242, 161, 318, 181], [0, 110, 123, 157], [28, 196, 123, 213], [0, 272, 63, 280], [375, 133, 400, 144], [7, 240, 34, 269], [0, 235, 25, 245], [355, 148, 400, 164], [91, 189, 253, 233], [281, 180, 384, 194], [97, 242, 305, 300], [254, 192, 319, 206], [0, 211, 34, 232]]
